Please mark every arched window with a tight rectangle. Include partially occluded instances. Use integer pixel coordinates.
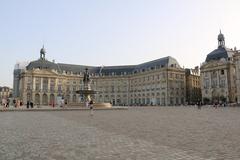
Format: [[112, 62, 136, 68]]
[[42, 94, 48, 105], [35, 94, 40, 105]]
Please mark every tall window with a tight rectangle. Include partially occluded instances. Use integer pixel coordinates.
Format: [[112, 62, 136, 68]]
[[50, 79, 55, 92], [58, 85, 62, 92], [72, 86, 76, 92], [221, 70, 225, 75], [220, 79, 225, 87], [204, 79, 209, 89], [27, 83, 31, 90], [43, 78, 48, 92], [35, 78, 41, 91], [58, 79, 62, 93], [66, 85, 70, 92]]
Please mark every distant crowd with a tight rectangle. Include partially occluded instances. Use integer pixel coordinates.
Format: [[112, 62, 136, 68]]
[[1, 98, 24, 108]]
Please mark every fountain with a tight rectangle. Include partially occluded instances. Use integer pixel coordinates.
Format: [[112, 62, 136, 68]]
[[76, 68, 112, 108]]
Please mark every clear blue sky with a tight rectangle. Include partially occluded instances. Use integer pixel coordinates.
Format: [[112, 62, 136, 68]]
[[1, 0, 240, 87]]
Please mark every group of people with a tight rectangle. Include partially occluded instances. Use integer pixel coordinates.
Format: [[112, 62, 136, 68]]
[[1, 98, 10, 108], [26, 101, 34, 109], [1, 98, 23, 108]]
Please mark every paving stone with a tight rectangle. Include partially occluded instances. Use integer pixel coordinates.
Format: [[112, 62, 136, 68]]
[[0, 107, 239, 159]]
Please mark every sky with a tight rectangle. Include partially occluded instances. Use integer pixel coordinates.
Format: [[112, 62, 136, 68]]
[[1, 0, 240, 87]]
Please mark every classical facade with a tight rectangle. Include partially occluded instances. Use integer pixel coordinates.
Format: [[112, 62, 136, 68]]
[[185, 67, 201, 104], [14, 46, 186, 106], [200, 31, 238, 104], [234, 52, 240, 104]]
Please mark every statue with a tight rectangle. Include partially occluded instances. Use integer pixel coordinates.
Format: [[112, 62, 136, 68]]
[[76, 68, 112, 108], [40, 46, 46, 60], [83, 68, 90, 84]]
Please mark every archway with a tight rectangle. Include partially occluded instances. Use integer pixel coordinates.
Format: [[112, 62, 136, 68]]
[[50, 94, 55, 106], [35, 94, 40, 105], [27, 93, 31, 101], [42, 94, 48, 105], [72, 94, 76, 103], [66, 95, 70, 104], [161, 92, 166, 106]]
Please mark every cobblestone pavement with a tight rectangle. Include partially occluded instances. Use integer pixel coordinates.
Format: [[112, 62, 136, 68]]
[[0, 107, 240, 160]]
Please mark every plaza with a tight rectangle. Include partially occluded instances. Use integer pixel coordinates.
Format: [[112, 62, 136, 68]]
[[0, 107, 240, 160]]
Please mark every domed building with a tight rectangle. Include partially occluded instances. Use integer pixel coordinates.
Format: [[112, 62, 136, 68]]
[[200, 31, 238, 104], [14, 46, 186, 106]]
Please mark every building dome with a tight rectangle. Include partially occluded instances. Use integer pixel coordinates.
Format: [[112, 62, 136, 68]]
[[205, 47, 234, 62], [205, 31, 234, 62]]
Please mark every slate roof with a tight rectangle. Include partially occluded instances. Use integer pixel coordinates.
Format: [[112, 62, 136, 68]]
[[57, 63, 98, 74], [27, 59, 60, 72], [98, 65, 136, 75], [26, 56, 181, 75], [134, 56, 181, 71], [205, 47, 234, 62]]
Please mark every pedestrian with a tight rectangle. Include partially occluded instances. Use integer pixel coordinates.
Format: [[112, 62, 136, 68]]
[[20, 101, 23, 106], [13, 99, 16, 108], [61, 98, 64, 108], [89, 100, 94, 116], [30, 101, 33, 108], [197, 101, 202, 110], [2, 98, 6, 108], [6, 99, 10, 108], [27, 101, 29, 109]]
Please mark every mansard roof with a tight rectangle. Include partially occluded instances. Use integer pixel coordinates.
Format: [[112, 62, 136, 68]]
[[26, 59, 60, 72], [98, 65, 136, 75], [57, 63, 98, 74], [205, 47, 234, 62], [26, 56, 182, 75], [134, 56, 181, 71]]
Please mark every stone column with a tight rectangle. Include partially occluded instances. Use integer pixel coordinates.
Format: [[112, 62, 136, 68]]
[[48, 78, 51, 93], [39, 93, 42, 106], [32, 77, 35, 91], [40, 78, 43, 92]]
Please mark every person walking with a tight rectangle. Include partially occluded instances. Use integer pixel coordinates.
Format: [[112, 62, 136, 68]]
[[197, 101, 202, 110], [30, 101, 34, 108], [89, 100, 94, 116], [6, 99, 9, 108], [26, 101, 29, 109]]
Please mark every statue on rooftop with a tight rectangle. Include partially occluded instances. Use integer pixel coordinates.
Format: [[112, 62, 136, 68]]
[[83, 68, 90, 84]]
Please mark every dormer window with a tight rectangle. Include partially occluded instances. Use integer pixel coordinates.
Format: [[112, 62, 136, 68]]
[[221, 70, 224, 75]]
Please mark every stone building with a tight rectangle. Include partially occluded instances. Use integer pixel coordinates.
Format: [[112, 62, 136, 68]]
[[234, 52, 240, 104], [185, 66, 201, 105], [200, 31, 238, 104], [13, 46, 186, 106]]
